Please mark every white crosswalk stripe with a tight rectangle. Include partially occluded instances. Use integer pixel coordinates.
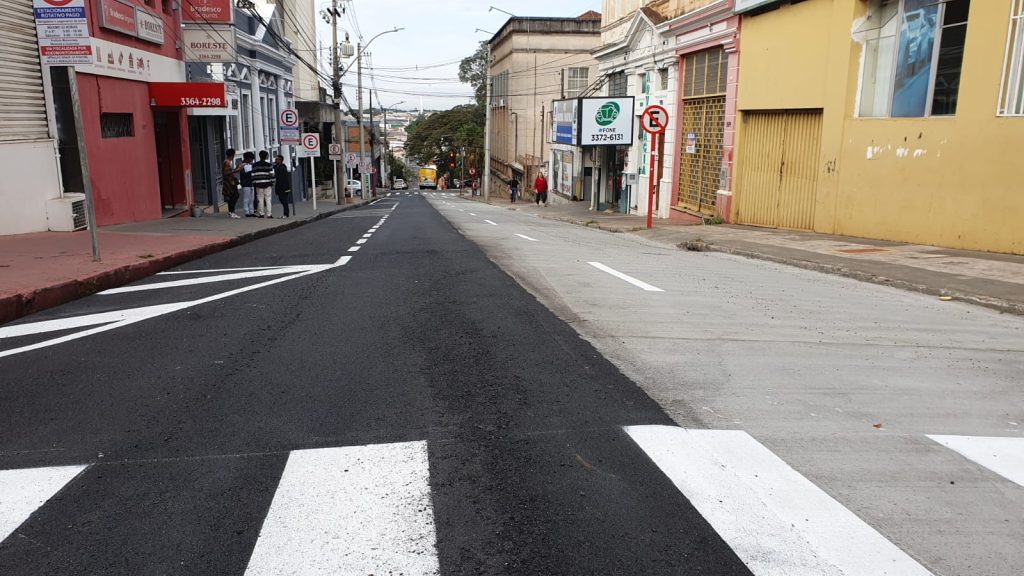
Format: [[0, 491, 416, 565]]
[[929, 435, 1024, 487], [243, 442, 439, 575], [626, 425, 935, 576], [0, 465, 88, 542]]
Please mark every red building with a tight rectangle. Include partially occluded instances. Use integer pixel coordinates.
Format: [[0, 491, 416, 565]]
[[54, 0, 193, 225]]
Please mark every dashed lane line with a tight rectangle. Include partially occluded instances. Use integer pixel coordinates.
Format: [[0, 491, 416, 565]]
[[588, 262, 664, 292]]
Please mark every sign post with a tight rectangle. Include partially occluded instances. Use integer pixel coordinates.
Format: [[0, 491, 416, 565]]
[[328, 144, 342, 202], [296, 132, 320, 210], [279, 108, 300, 146], [640, 104, 669, 230]]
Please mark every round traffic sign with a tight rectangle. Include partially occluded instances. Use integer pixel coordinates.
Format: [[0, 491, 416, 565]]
[[43, 0, 74, 6], [280, 108, 299, 128], [302, 133, 320, 151], [328, 143, 342, 155], [640, 105, 669, 135]]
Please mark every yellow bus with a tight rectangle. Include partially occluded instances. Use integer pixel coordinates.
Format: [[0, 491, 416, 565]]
[[418, 166, 437, 190]]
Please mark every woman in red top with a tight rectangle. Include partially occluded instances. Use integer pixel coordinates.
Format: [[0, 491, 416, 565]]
[[533, 173, 548, 206]]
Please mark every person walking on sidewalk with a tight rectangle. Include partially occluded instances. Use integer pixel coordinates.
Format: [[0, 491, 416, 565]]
[[509, 176, 520, 203], [534, 172, 548, 206], [222, 149, 241, 218], [274, 155, 293, 218], [251, 151, 275, 218], [239, 152, 255, 217]]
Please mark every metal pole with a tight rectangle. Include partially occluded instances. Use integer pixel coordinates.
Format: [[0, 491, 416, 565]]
[[647, 133, 656, 230], [483, 44, 492, 202], [357, 43, 367, 200], [67, 67, 100, 262], [332, 0, 343, 205], [368, 90, 375, 195], [311, 156, 317, 211]]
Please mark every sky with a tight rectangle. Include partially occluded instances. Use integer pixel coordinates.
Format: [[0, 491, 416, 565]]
[[317, 0, 602, 112]]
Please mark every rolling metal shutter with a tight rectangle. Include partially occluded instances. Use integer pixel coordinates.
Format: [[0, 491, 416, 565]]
[[0, 0, 49, 142]]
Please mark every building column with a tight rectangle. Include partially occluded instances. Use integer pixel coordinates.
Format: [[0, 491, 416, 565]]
[[250, 68, 264, 153]]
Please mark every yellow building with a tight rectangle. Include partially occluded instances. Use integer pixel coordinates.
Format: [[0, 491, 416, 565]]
[[733, 0, 1024, 254]]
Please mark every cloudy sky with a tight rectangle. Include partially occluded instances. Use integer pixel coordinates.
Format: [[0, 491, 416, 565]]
[[318, 0, 601, 112]]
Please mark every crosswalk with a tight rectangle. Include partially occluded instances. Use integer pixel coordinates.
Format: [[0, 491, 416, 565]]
[[2, 427, 1021, 574]]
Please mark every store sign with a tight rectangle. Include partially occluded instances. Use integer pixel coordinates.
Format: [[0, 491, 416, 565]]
[[578, 97, 634, 146], [148, 82, 226, 107], [33, 0, 92, 65], [735, 0, 782, 14], [182, 25, 236, 63], [551, 99, 578, 145], [99, 0, 137, 36], [182, 0, 234, 24], [79, 37, 185, 82], [134, 8, 164, 44]]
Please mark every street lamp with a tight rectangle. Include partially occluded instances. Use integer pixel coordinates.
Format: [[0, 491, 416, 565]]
[[338, 27, 403, 201]]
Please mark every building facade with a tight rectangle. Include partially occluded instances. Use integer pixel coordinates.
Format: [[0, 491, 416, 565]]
[[487, 12, 601, 198], [733, 0, 1023, 254]]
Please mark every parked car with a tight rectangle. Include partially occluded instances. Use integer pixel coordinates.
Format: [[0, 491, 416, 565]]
[[393, 178, 407, 190], [345, 179, 362, 196]]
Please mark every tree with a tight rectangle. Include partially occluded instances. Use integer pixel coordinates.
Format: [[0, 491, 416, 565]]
[[387, 150, 409, 181], [459, 41, 488, 107], [404, 104, 484, 178]]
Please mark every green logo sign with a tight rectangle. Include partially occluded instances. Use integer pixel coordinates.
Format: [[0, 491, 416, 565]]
[[595, 101, 620, 126]]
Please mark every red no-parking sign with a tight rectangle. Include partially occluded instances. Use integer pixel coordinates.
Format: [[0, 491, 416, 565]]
[[640, 105, 669, 230], [297, 132, 320, 158], [640, 105, 669, 135]]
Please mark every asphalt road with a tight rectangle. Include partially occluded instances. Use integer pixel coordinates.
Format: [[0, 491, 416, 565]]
[[0, 193, 752, 575]]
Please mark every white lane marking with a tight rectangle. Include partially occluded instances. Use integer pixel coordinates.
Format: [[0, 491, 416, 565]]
[[0, 465, 88, 542], [100, 267, 323, 295], [588, 262, 664, 292], [485, 220, 498, 226], [626, 426, 934, 576], [458, 209, 465, 212], [469, 213, 477, 216], [391, 202, 400, 211], [158, 266, 295, 275], [333, 255, 352, 267], [0, 302, 193, 339], [515, 234, 539, 242], [929, 435, 1024, 487], [347, 246, 361, 252], [370, 199, 382, 205], [0, 260, 352, 359], [362, 234, 373, 238], [356, 239, 368, 245], [244, 442, 439, 576]]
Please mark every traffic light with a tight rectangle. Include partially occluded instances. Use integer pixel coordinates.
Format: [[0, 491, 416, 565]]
[[449, 162, 455, 168]]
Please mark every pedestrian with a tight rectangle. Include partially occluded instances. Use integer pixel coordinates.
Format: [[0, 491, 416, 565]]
[[251, 151, 275, 218], [222, 148, 241, 218], [534, 172, 548, 206], [239, 152, 255, 217], [509, 176, 520, 203], [274, 155, 293, 218], [472, 178, 479, 196]]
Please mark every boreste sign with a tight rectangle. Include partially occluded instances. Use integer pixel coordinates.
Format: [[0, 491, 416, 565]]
[[578, 97, 634, 146]]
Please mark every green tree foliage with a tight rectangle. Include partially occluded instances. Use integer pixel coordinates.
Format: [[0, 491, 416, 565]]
[[459, 42, 488, 107], [404, 104, 484, 181], [387, 150, 409, 182]]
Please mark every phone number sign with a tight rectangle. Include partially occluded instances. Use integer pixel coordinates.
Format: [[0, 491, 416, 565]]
[[148, 82, 226, 107]]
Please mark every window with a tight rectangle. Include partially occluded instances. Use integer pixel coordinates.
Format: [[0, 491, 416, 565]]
[[260, 95, 269, 147], [241, 90, 253, 149], [100, 113, 133, 138], [857, 0, 970, 117], [566, 67, 589, 98], [268, 95, 278, 144], [489, 70, 509, 107], [683, 48, 727, 98], [608, 72, 627, 97], [999, 0, 1024, 115], [659, 68, 669, 91]]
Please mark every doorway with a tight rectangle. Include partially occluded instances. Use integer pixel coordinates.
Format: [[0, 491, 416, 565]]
[[154, 112, 175, 209]]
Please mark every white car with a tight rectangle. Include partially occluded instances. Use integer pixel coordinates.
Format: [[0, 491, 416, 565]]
[[393, 178, 408, 190], [345, 179, 362, 196]]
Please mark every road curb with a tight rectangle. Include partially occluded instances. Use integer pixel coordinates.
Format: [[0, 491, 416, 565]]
[[696, 243, 1024, 316], [0, 200, 370, 326]]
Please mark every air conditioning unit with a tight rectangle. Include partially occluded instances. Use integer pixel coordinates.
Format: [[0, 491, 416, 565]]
[[46, 193, 88, 232]]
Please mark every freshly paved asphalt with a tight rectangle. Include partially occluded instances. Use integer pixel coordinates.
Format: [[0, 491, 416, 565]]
[[0, 193, 752, 575]]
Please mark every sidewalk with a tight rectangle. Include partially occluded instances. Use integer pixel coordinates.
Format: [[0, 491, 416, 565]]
[[472, 195, 1024, 315], [0, 197, 369, 325]]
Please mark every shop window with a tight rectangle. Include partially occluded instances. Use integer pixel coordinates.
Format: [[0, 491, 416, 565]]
[[857, 0, 970, 117], [683, 48, 727, 98], [566, 67, 589, 98], [607, 71, 627, 97], [999, 0, 1024, 115], [100, 113, 133, 138]]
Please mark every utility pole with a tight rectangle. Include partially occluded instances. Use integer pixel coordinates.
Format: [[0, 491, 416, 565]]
[[483, 47, 492, 202], [331, 0, 342, 204], [368, 89, 375, 193], [357, 42, 367, 200]]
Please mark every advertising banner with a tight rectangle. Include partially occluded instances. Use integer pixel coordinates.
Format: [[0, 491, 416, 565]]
[[551, 99, 578, 145], [78, 37, 186, 82], [182, 0, 234, 24], [578, 97, 634, 146], [148, 82, 226, 107], [135, 8, 165, 44], [98, 0, 137, 37]]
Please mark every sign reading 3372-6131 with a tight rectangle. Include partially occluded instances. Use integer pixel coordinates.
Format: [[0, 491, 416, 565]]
[[578, 97, 635, 146]]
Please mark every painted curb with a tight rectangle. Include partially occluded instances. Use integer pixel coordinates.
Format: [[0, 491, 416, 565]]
[[0, 200, 371, 326]]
